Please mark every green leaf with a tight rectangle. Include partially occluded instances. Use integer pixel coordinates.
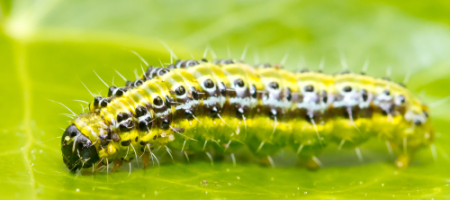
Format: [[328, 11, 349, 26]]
[[1, 0, 450, 199]]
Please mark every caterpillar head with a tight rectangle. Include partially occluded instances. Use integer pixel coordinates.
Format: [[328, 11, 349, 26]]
[[61, 114, 102, 172]]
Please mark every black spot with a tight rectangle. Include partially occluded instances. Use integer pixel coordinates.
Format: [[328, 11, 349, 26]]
[[108, 86, 117, 97], [153, 96, 163, 106], [139, 141, 146, 145], [251, 84, 257, 98], [126, 81, 133, 87], [262, 63, 271, 68], [269, 82, 279, 90], [269, 109, 277, 120], [184, 109, 194, 120], [99, 134, 109, 146], [187, 60, 198, 66], [201, 58, 208, 62], [398, 95, 406, 104], [384, 90, 390, 96], [381, 106, 393, 116], [204, 79, 215, 89], [305, 113, 314, 122], [304, 85, 314, 92], [161, 118, 170, 129], [361, 89, 369, 102], [135, 137, 138, 142], [134, 80, 144, 87], [286, 88, 292, 101], [220, 82, 227, 96], [165, 96, 172, 107], [191, 87, 199, 100], [139, 116, 152, 131], [236, 107, 245, 118], [121, 140, 131, 146], [100, 98, 110, 107], [343, 86, 352, 93], [223, 59, 234, 64], [117, 113, 130, 122], [158, 68, 170, 76], [175, 86, 186, 96], [322, 91, 328, 103], [340, 70, 351, 75], [299, 69, 310, 73], [423, 111, 429, 118], [135, 106, 147, 117], [115, 88, 125, 97], [153, 135, 157, 140], [119, 121, 134, 132], [414, 119, 422, 126], [94, 97, 101, 107], [235, 79, 245, 88], [210, 106, 219, 118]]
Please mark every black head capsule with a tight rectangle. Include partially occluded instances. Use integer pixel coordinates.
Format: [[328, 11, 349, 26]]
[[61, 124, 100, 172]]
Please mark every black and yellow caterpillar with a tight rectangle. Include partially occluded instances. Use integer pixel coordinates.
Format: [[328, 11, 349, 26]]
[[61, 58, 433, 172]]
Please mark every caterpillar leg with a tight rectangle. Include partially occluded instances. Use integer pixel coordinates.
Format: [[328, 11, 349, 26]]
[[142, 151, 150, 169], [391, 140, 417, 169], [259, 156, 275, 167], [395, 154, 411, 169], [298, 156, 322, 170], [112, 159, 123, 172]]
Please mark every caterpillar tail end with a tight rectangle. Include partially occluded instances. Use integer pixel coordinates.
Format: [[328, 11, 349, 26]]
[[61, 124, 100, 173], [298, 157, 321, 170]]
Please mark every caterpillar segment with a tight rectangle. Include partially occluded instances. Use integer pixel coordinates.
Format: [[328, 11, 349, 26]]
[[61, 59, 433, 172]]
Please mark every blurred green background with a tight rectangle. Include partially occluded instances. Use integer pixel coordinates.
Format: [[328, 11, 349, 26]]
[[1, 0, 450, 199]]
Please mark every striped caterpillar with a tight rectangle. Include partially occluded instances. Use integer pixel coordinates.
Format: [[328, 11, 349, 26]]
[[60, 57, 433, 173]]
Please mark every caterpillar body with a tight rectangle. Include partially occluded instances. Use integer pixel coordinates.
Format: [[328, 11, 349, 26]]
[[61, 58, 433, 172]]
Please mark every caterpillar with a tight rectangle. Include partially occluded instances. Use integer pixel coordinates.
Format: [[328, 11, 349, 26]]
[[60, 57, 433, 173]]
